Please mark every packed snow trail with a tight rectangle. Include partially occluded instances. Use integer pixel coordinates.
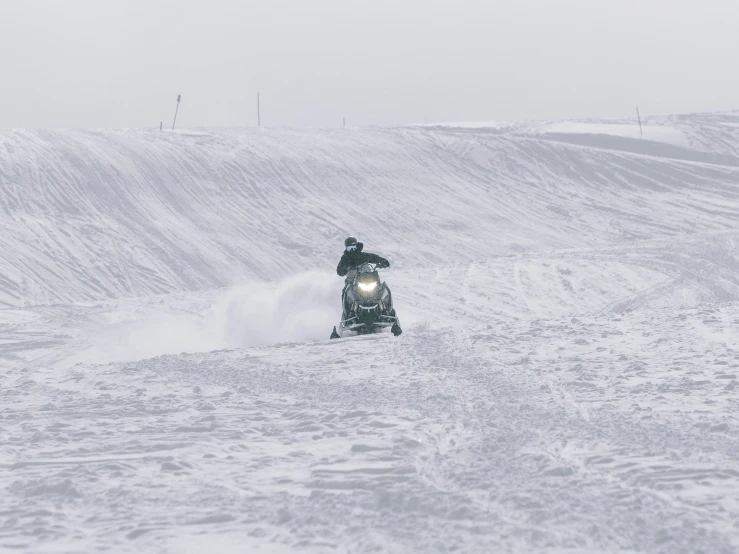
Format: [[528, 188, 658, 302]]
[[2, 112, 739, 553], [3, 312, 739, 553]]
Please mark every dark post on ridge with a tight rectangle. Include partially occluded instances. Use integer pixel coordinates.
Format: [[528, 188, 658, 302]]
[[172, 94, 182, 131]]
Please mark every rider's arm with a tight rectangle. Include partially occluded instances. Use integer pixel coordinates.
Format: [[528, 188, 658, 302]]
[[337, 255, 349, 276], [365, 253, 390, 267]]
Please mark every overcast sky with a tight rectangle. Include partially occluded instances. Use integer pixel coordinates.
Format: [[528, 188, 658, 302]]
[[1, 0, 738, 128]]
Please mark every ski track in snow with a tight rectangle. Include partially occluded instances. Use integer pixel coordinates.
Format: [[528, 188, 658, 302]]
[[1, 112, 739, 553]]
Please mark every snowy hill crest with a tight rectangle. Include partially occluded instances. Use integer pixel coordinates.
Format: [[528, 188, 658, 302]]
[[2, 113, 739, 308]]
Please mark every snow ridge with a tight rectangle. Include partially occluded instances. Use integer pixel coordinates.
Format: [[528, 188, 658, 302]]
[[1, 112, 739, 307]]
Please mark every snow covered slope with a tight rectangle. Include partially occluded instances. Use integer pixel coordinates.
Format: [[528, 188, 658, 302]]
[[2, 111, 739, 307], [2, 112, 739, 553]]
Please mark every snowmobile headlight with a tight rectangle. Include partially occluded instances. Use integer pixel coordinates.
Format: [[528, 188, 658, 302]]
[[357, 281, 378, 292]]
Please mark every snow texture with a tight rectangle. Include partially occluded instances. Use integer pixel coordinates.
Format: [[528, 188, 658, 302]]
[[2, 111, 739, 553]]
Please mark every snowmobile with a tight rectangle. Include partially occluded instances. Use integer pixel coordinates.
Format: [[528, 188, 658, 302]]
[[330, 262, 402, 339]]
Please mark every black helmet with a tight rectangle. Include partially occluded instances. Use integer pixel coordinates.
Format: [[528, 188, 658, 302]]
[[344, 236, 358, 248]]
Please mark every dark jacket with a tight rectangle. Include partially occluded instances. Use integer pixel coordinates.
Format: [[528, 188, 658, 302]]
[[337, 242, 390, 276]]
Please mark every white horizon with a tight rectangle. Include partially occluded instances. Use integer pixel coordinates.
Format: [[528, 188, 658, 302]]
[[1, 0, 738, 129]]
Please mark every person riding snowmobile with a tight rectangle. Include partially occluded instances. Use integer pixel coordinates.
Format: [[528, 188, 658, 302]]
[[337, 236, 390, 277], [334, 236, 401, 336]]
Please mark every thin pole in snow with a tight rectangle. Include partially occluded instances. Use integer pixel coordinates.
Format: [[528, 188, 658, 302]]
[[257, 92, 261, 127], [160, 121, 163, 132], [172, 94, 182, 131], [343, 117, 346, 128], [636, 107, 643, 137]]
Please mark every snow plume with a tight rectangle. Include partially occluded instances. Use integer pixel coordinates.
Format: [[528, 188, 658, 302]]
[[63, 272, 342, 366], [90, 312, 221, 364], [213, 271, 343, 348]]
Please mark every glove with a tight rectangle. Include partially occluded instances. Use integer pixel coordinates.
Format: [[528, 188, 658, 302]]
[[379, 259, 390, 268]]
